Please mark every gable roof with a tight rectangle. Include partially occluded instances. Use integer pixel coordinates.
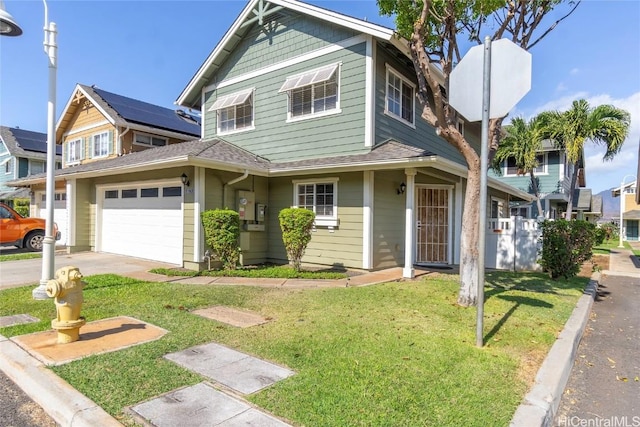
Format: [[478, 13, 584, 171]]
[[57, 84, 201, 143], [0, 126, 62, 160], [177, 0, 408, 109]]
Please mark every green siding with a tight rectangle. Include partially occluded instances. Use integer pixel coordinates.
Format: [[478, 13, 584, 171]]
[[374, 43, 468, 166], [204, 23, 368, 161], [218, 11, 359, 82], [373, 171, 406, 269], [267, 172, 363, 269], [73, 180, 92, 250]]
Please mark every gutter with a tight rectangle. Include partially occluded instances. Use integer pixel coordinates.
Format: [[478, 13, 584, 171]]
[[223, 170, 249, 207]]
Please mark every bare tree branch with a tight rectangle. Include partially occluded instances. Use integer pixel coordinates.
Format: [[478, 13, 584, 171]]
[[528, 0, 581, 49]]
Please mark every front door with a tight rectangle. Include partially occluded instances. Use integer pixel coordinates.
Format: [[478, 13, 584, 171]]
[[416, 186, 451, 264], [626, 219, 639, 241]]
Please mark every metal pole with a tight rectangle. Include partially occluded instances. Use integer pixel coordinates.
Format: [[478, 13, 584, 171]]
[[619, 178, 625, 248], [33, 13, 57, 299], [476, 36, 491, 348]]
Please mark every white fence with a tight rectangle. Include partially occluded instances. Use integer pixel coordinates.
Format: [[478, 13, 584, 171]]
[[486, 217, 541, 271]]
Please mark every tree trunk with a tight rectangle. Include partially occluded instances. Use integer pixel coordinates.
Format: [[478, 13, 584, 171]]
[[529, 170, 544, 217], [565, 160, 579, 219], [457, 161, 481, 307]]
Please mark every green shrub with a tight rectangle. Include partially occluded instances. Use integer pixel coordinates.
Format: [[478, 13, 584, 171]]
[[13, 198, 30, 217], [539, 219, 596, 280], [598, 221, 619, 241], [201, 209, 240, 270], [278, 207, 315, 272]]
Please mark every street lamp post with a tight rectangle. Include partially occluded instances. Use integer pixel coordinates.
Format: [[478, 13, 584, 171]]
[[0, 1, 58, 299], [618, 174, 636, 249]]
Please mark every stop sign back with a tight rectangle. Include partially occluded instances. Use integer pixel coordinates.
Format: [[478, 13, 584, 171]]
[[449, 38, 531, 122]]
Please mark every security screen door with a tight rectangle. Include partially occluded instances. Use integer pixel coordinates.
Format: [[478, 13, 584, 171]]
[[416, 187, 450, 264]]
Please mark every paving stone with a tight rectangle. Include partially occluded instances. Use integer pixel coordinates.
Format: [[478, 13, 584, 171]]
[[218, 408, 291, 426], [131, 382, 249, 426], [165, 343, 295, 394], [192, 306, 270, 328], [0, 314, 39, 328]]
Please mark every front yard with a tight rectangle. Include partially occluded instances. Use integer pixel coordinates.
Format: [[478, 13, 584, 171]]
[[0, 272, 588, 426]]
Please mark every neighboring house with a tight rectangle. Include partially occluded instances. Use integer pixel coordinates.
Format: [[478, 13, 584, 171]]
[[0, 126, 61, 205], [57, 83, 201, 168], [10, 84, 201, 247], [612, 181, 639, 242], [13, 0, 533, 275], [489, 140, 596, 220]]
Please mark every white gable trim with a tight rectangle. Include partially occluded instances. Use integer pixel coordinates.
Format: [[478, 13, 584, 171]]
[[178, 0, 395, 107]]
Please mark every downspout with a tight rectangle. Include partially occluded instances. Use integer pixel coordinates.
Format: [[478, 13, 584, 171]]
[[223, 170, 249, 208], [117, 126, 130, 155]]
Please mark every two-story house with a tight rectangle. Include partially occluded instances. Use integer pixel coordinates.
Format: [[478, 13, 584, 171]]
[[489, 140, 601, 221], [613, 181, 638, 242], [0, 126, 62, 205], [12, 0, 532, 275]]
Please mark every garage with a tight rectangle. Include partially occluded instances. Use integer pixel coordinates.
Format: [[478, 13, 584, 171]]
[[97, 182, 183, 264], [38, 191, 68, 246]]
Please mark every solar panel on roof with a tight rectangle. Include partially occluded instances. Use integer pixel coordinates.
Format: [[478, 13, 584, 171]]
[[93, 88, 200, 137], [10, 128, 62, 156]]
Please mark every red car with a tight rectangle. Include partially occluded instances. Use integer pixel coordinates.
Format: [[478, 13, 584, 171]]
[[0, 202, 60, 251]]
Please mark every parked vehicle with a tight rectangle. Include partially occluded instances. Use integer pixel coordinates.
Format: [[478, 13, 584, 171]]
[[0, 202, 60, 251]]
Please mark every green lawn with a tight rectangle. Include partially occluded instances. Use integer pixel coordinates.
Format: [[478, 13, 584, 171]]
[[0, 252, 42, 262], [0, 272, 588, 426]]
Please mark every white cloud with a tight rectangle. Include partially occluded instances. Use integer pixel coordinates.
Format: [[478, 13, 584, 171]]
[[570, 68, 579, 75], [556, 82, 568, 92]]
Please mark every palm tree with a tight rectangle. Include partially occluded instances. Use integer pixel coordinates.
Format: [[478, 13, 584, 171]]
[[540, 99, 630, 219], [491, 116, 545, 217]]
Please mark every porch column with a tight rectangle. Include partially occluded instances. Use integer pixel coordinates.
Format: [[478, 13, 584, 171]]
[[362, 170, 374, 270], [66, 178, 75, 247], [193, 167, 205, 263], [403, 168, 417, 278]]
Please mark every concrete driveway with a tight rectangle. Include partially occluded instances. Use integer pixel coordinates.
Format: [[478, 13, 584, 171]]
[[0, 251, 178, 290]]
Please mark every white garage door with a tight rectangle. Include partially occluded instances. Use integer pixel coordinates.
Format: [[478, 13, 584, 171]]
[[38, 192, 67, 246], [99, 183, 183, 264]]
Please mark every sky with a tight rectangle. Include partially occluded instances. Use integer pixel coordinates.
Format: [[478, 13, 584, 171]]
[[0, 0, 638, 194]]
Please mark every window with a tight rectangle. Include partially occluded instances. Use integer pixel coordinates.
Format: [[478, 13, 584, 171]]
[[504, 153, 547, 176], [280, 64, 340, 120], [141, 188, 159, 198], [490, 198, 505, 218], [163, 186, 182, 197], [122, 189, 137, 198], [30, 161, 44, 175], [67, 138, 83, 164], [385, 65, 415, 126], [91, 132, 110, 158], [3, 158, 10, 174], [294, 179, 338, 226], [510, 206, 530, 218], [208, 88, 254, 134], [457, 119, 465, 136], [54, 193, 66, 201], [134, 133, 167, 147], [105, 190, 118, 199]]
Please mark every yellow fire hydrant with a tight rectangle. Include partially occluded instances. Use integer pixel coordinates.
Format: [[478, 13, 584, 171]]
[[46, 266, 87, 344]]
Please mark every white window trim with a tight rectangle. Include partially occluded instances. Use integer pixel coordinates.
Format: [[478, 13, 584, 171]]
[[91, 131, 110, 159], [283, 63, 342, 123], [132, 132, 168, 148], [210, 88, 256, 136], [457, 118, 465, 136], [292, 177, 339, 227], [490, 196, 506, 219], [65, 137, 83, 165], [503, 152, 549, 177], [384, 64, 416, 129], [2, 157, 11, 174]]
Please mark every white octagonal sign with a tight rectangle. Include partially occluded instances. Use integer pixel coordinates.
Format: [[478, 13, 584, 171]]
[[449, 38, 531, 122]]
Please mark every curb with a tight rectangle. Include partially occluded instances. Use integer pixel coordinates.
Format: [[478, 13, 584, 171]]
[[0, 335, 121, 427], [509, 272, 599, 427]]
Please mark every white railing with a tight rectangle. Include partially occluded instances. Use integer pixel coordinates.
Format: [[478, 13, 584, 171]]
[[485, 216, 541, 271]]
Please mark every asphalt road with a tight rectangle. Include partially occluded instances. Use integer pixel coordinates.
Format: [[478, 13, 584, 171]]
[[555, 273, 640, 426], [0, 370, 57, 427]]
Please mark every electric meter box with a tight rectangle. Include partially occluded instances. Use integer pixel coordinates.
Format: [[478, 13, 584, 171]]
[[237, 191, 255, 221], [256, 204, 266, 222]]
